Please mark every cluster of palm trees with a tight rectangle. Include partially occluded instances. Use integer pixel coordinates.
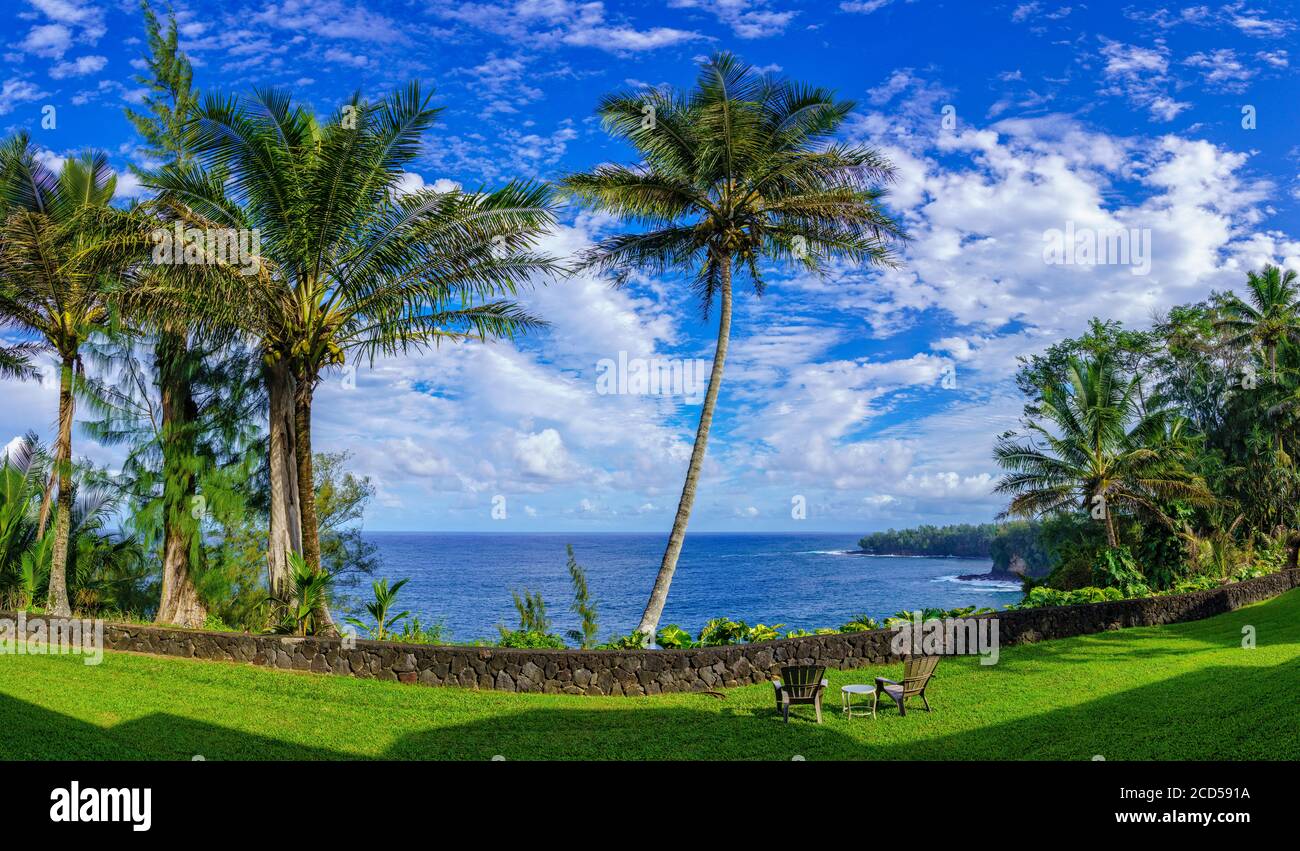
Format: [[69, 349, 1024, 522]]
[[0, 5, 904, 637], [995, 265, 1300, 586]]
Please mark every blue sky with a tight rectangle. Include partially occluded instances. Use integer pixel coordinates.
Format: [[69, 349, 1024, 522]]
[[2, 0, 1298, 533]]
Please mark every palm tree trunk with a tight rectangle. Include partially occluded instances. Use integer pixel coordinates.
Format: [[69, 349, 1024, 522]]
[[155, 329, 208, 628], [266, 359, 302, 608], [1105, 510, 1119, 548], [294, 377, 335, 635], [47, 357, 74, 617], [35, 466, 55, 539], [637, 256, 733, 640]]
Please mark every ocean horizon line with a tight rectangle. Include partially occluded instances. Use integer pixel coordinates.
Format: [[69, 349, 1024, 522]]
[[361, 529, 877, 537]]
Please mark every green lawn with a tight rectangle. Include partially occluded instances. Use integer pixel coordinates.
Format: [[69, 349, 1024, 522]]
[[2, 589, 1298, 760]]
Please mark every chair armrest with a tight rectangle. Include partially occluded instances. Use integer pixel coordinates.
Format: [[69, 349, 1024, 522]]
[[772, 679, 782, 691], [875, 677, 899, 687], [821, 679, 829, 687]]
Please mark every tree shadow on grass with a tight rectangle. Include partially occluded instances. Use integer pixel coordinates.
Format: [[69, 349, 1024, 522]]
[[0, 690, 870, 761], [0, 692, 346, 760], [5, 654, 1296, 760], [383, 698, 866, 761], [4, 584, 1297, 761], [859, 655, 1300, 761]]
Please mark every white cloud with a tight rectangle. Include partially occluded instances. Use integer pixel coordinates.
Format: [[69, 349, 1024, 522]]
[[1184, 48, 1254, 91], [667, 0, 797, 38], [0, 78, 50, 115], [20, 23, 73, 59], [49, 54, 106, 79], [840, 0, 895, 12], [322, 47, 371, 68], [436, 1, 703, 53], [1097, 38, 1190, 121]]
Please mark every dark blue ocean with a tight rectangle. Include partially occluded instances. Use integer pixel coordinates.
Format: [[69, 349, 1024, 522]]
[[358, 532, 1023, 644]]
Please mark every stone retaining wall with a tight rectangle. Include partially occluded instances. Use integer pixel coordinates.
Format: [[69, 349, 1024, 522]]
[[6, 569, 1296, 696]]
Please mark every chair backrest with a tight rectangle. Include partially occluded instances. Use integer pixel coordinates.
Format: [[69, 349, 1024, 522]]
[[901, 656, 939, 695], [779, 665, 826, 699]]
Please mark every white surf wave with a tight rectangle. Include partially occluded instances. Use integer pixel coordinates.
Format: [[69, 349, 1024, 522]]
[[931, 574, 1022, 592]]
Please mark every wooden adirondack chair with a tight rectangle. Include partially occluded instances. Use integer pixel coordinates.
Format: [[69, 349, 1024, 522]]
[[773, 665, 828, 723], [874, 656, 939, 717]]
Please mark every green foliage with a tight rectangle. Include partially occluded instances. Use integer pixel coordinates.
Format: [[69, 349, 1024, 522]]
[[313, 452, 381, 610], [267, 552, 334, 636], [996, 269, 1300, 599], [858, 521, 1054, 577], [1037, 512, 1109, 590], [123, 1, 198, 174], [996, 353, 1213, 548], [391, 617, 448, 645], [17, 546, 48, 611], [496, 630, 566, 649], [565, 544, 599, 649], [1010, 585, 1127, 609], [202, 613, 232, 632], [838, 613, 880, 632], [600, 630, 651, 650], [1167, 574, 1222, 594], [697, 616, 749, 646], [499, 588, 563, 648], [784, 627, 839, 638], [1091, 546, 1151, 598], [345, 577, 410, 641], [989, 521, 1055, 576], [858, 523, 996, 558], [654, 624, 695, 649], [744, 623, 785, 643], [509, 589, 550, 634]]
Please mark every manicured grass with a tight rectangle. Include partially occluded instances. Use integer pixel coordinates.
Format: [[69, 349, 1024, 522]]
[[2, 589, 1298, 760]]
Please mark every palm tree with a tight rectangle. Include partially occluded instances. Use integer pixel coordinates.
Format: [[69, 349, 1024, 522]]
[[141, 83, 558, 630], [994, 355, 1211, 547], [1215, 264, 1300, 382], [560, 52, 905, 640], [0, 342, 39, 379], [0, 433, 43, 597], [121, 1, 211, 628], [0, 135, 128, 616]]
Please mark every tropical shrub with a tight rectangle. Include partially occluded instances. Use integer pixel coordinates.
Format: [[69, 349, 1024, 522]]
[[345, 577, 411, 641], [697, 617, 748, 646], [654, 624, 695, 649], [744, 623, 785, 643], [509, 589, 550, 634], [599, 630, 649, 650], [393, 617, 448, 645], [1010, 585, 1126, 609], [267, 552, 334, 635], [498, 589, 563, 647], [202, 613, 232, 632], [839, 613, 880, 632], [1091, 546, 1151, 597], [497, 630, 566, 649]]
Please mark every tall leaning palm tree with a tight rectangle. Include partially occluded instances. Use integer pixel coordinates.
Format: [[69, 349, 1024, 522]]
[[0, 135, 125, 616], [994, 355, 1211, 547], [561, 53, 906, 641], [142, 83, 558, 630], [1215, 264, 1300, 382]]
